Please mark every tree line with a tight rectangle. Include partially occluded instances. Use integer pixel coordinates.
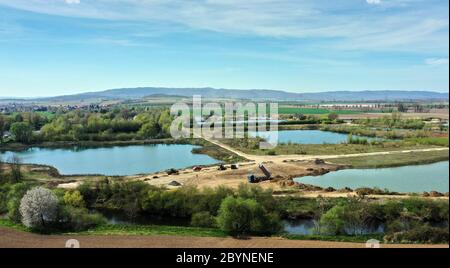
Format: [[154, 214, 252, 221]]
[[0, 108, 174, 144], [0, 178, 448, 243]]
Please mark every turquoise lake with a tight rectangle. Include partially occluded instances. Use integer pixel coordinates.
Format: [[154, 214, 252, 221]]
[[0, 144, 220, 176], [295, 161, 449, 193]]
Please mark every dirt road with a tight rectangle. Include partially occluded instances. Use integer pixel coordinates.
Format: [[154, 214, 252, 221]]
[[57, 137, 448, 194], [0, 227, 447, 248], [203, 136, 449, 163]]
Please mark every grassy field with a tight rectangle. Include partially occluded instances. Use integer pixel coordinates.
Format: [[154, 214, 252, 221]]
[[278, 107, 361, 115], [0, 219, 397, 244], [282, 234, 384, 243], [328, 150, 449, 168], [405, 137, 449, 147], [36, 111, 57, 120], [79, 224, 228, 237], [0, 219, 227, 237], [0, 219, 29, 232], [221, 138, 444, 156]]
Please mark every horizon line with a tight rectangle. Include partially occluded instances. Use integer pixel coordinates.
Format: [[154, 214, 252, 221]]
[[1, 87, 449, 99]]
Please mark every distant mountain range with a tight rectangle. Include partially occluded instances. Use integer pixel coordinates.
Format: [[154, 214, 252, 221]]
[[14, 87, 450, 102]]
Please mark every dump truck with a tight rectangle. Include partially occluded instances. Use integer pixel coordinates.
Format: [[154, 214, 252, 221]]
[[248, 164, 272, 183]]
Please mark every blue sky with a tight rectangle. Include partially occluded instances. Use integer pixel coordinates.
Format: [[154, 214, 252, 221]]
[[0, 0, 448, 97]]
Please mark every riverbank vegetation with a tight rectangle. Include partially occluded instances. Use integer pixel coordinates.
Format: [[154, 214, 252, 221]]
[[320, 124, 446, 141], [0, 177, 448, 244], [328, 150, 449, 169], [277, 196, 448, 244], [0, 108, 173, 145], [0, 108, 246, 163], [221, 137, 447, 156], [354, 113, 430, 130]]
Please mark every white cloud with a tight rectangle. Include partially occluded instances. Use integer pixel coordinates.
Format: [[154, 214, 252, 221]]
[[426, 58, 449, 65], [65, 0, 80, 4], [367, 0, 382, 5], [0, 0, 447, 52]]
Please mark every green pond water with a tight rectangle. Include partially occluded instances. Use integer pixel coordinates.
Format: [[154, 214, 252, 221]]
[[0, 144, 219, 176], [294, 161, 449, 193]]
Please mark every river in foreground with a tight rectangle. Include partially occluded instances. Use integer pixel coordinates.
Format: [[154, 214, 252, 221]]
[[294, 161, 449, 193], [0, 144, 220, 176], [95, 210, 386, 236]]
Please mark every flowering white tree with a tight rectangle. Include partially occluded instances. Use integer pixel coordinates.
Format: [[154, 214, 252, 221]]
[[19, 187, 59, 229]]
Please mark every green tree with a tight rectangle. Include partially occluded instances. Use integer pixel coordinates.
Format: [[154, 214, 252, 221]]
[[7, 182, 34, 223], [158, 110, 173, 136], [14, 113, 23, 123], [63, 190, 86, 208], [319, 204, 346, 235], [191, 211, 216, 228], [217, 196, 281, 236], [10, 122, 33, 144], [139, 121, 159, 138], [319, 201, 368, 235]]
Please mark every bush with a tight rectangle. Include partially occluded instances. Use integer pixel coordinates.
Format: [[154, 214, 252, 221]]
[[355, 187, 396, 197], [0, 184, 11, 214], [194, 186, 234, 216], [19, 187, 59, 230], [7, 182, 35, 222], [319, 201, 378, 236], [63, 190, 85, 208], [217, 196, 282, 236], [319, 205, 346, 235], [384, 226, 449, 244], [236, 184, 277, 212], [191, 211, 216, 228], [59, 206, 106, 232], [10, 122, 33, 144]]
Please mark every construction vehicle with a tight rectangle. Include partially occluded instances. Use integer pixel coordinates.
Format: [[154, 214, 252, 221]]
[[248, 164, 272, 183], [193, 166, 202, 172], [218, 164, 227, 171]]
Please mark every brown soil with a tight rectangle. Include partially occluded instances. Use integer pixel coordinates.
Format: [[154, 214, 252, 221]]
[[135, 160, 342, 191], [0, 227, 447, 248], [56, 140, 448, 200]]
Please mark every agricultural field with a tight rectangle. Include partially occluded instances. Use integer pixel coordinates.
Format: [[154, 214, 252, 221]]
[[278, 107, 362, 115]]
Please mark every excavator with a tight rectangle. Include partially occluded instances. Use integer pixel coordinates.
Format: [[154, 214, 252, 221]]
[[248, 163, 272, 183]]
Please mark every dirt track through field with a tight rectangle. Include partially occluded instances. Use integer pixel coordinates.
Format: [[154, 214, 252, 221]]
[[203, 136, 449, 163], [57, 136, 448, 196], [0, 227, 447, 248]]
